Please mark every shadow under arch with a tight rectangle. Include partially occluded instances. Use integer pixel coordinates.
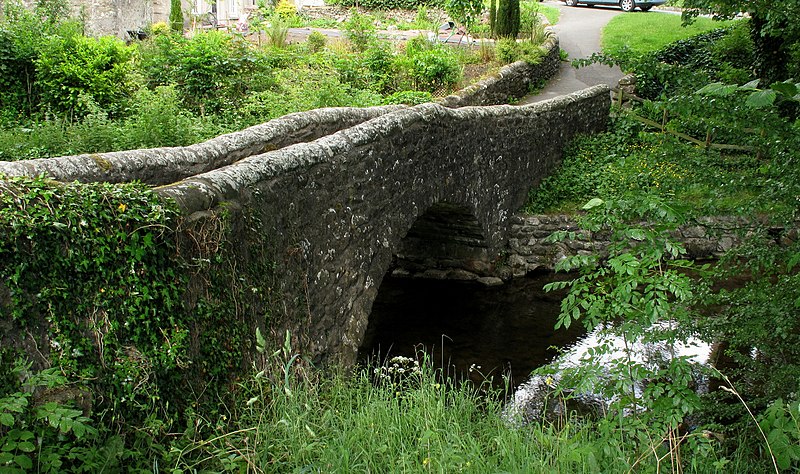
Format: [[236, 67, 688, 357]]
[[355, 202, 584, 387]]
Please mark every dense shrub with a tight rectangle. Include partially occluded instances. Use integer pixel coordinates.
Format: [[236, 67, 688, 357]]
[[0, 28, 38, 116], [495, 37, 544, 65], [236, 66, 381, 124], [628, 25, 756, 99], [138, 31, 273, 114], [343, 11, 378, 52], [330, 0, 444, 10], [393, 41, 462, 92], [35, 32, 135, 118], [306, 30, 327, 53], [118, 86, 221, 149]]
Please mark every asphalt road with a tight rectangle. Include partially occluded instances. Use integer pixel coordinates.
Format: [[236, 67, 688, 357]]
[[520, 1, 624, 104]]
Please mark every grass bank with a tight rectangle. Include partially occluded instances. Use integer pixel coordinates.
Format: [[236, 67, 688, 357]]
[[174, 353, 761, 473], [602, 13, 735, 56]]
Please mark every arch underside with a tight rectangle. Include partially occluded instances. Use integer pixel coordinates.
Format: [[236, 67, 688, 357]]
[[392, 202, 495, 280]]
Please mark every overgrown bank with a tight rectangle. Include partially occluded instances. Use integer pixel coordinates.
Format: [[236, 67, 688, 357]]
[[0, 176, 281, 470], [521, 14, 800, 472]]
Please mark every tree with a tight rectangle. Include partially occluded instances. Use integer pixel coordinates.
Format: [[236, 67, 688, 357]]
[[489, 0, 496, 38], [681, 0, 800, 85], [169, 0, 184, 33], [494, 0, 520, 39]]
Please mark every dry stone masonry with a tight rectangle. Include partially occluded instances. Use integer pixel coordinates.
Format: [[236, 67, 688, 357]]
[[506, 214, 794, 276], [157, 87, 611, 364]]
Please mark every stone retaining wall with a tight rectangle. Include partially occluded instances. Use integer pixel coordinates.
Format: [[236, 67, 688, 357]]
[[506, 214, 790, 276]]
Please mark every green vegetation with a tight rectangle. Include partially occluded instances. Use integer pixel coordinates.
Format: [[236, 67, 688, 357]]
[[0, 174, 277, 470], [166, 347, 765, 472], [537, 2, 560, 26], [602, 13, 733, 57], [525, 14, 800, 472], [682, 0, 800, 84], [4, 0, 798, 471], [0, 3, 512, 160]]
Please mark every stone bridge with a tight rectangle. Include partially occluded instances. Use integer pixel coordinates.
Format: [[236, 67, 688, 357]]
[[0, 48, 613, 364]]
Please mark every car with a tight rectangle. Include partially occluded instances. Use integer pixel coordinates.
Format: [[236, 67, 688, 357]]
[[562, 0, 666, 12]]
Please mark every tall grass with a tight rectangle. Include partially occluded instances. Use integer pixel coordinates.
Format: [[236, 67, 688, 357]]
[[172, 349, 761, 473]]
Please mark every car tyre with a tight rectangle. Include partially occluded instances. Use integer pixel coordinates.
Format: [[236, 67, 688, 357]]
[[565, 0, 578, 6], [640, 4, 652, 11], [619, 0, 635, 11]]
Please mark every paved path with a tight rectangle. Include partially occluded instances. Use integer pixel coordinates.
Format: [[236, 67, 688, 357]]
[[520, 1, 624, 104]]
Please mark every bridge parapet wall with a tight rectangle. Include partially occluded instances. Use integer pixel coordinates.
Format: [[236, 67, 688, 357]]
[[159, 86, 611, 365], [0, 106, 404, 186], [437, 36, 561, 108], [0, 36, 561, 187]]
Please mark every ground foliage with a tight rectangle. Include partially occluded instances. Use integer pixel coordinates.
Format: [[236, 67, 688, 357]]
[[0, 1, 512, 160], [528, 22, 800, 471], [0, 176, 278, 470]]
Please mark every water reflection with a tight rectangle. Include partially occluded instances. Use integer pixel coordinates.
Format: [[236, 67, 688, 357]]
[[358, 271, 585, 387]]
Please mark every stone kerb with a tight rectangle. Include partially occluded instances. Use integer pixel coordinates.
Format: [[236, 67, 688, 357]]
[[0, 106, 404, 186], [158, 85, 611, 365], [437, 35, 561, 108]]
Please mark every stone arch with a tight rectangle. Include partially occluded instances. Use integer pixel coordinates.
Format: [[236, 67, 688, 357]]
[[392, 201, 494, 279], [155, 86, 610, 366]]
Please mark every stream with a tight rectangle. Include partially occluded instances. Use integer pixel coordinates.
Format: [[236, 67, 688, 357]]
[[358, 271, 585, 387]]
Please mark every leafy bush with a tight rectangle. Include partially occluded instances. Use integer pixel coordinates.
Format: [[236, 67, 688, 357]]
[[274, 0, 298, 20], [236, 66, 381, 123], [35, 32, 135, 118], [138, 31, 273, 113], [306, 30, 327, 53], [343, 11, 378, 52], [393, 41, 461, 92], [0, 363, 105, 473], [0, 27, 38, 117], [118, 86, 221, 149], [330, 0, 443, 10], [495, 38, 542, 65]]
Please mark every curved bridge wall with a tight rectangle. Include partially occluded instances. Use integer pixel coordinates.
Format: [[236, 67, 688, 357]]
[[158, 86, 610, 364]]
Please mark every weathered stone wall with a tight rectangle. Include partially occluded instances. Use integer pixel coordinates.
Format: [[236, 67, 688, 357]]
[[0, 106, 403, 185], [438, 35, 561, 108], [506, 214, 782, 276], [22, 0, 170, 38], [157, 86, 611, 365]]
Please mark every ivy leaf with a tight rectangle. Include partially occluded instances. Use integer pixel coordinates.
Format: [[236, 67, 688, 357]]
[[15, 441, 35, 453], [770, 81, 798, 98], [746, 89, 777, 108], [0, 413, 14, 426], [696, 82, 736, 96], [737, 79, 760, 91], [625, 228, 647, 241], [582, 198, 604, 210]]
